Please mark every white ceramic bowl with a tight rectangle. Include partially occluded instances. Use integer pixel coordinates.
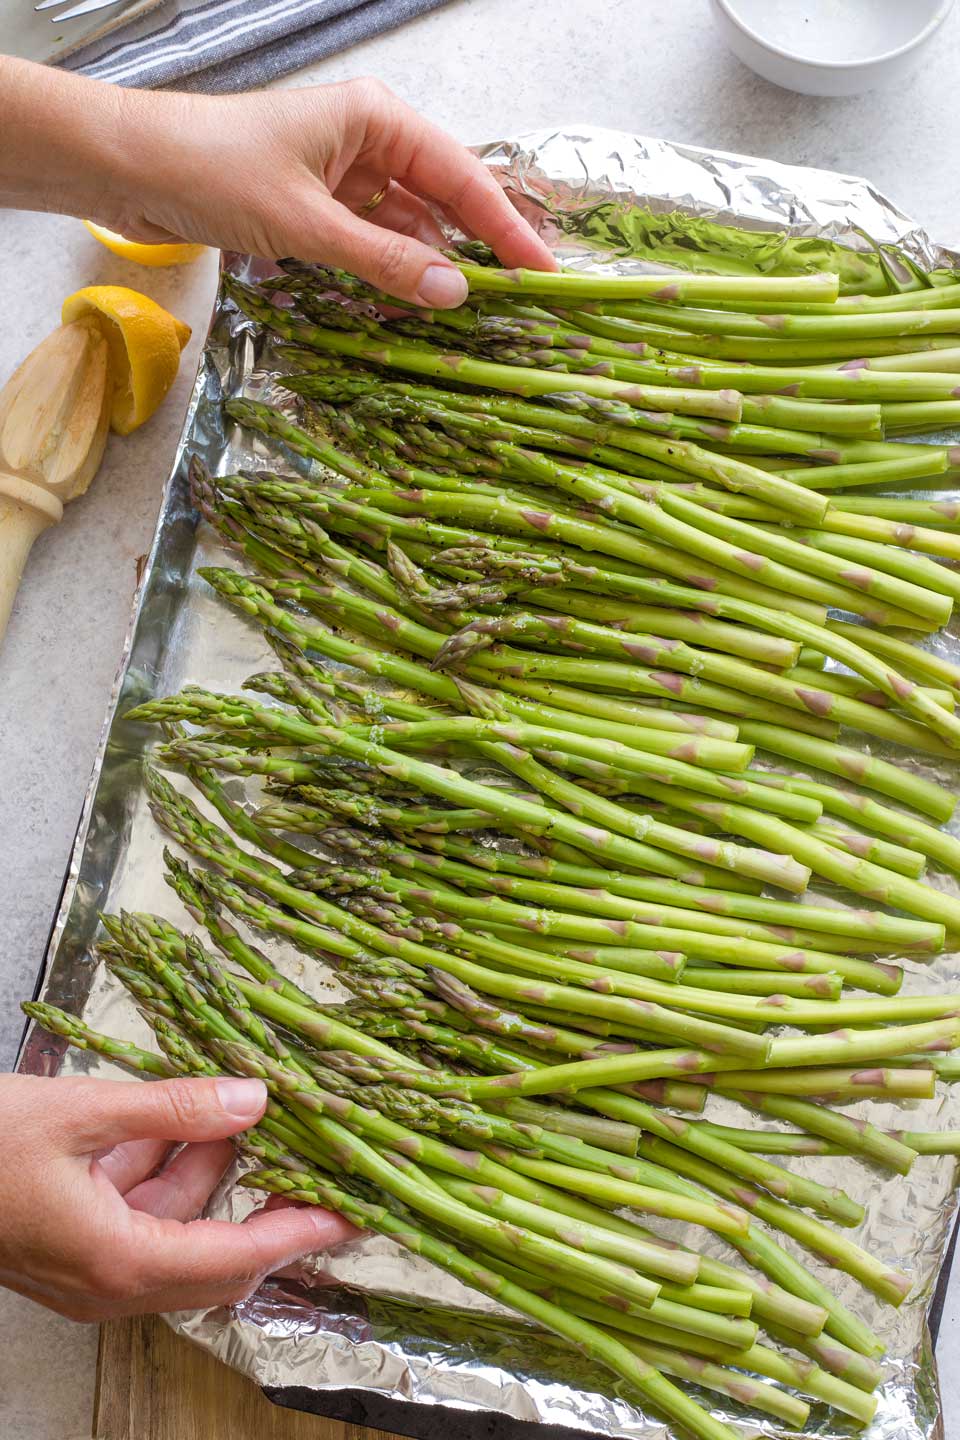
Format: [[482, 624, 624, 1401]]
[[710, 0, 955, 96]]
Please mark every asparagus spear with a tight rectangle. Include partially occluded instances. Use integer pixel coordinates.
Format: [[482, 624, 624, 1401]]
[[135, 677, 804, 894], [334, 824, 931, 953], [39, 967, 742, 1440], [239, 1162, 743, 1440], [727, 1089, 918, 1175], [455, 265, 840, 304], [225, 281, 744, 421], [576, 295, 960, 340], [21, 1002, 175, 1076], [322, 827, 900, 991]]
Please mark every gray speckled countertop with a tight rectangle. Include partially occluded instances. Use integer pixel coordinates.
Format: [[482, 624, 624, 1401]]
[[3, 1, 960, 1432]]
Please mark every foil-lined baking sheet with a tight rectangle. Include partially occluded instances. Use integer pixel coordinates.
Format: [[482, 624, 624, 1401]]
[[16, 127, 960, 1440]]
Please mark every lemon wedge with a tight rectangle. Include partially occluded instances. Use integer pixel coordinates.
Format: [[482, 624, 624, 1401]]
[[62, 285, 191, 435], [83, 220, 205, 268]]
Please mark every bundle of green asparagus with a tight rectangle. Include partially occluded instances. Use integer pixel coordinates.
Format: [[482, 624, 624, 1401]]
[[27, 251, 960, 1440]]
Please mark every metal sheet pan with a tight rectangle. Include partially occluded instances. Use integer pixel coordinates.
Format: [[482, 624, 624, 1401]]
[[18, 126, 960, 1440]]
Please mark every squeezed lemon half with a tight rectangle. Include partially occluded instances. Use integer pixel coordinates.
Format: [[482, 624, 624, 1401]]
[[62, 285, 191, 435]]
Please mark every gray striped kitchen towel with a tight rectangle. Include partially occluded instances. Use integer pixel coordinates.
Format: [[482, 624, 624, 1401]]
[[62, 0, 454, 91]]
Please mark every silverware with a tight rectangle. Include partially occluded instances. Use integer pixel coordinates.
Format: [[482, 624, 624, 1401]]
[[35, 0, 127, 21]]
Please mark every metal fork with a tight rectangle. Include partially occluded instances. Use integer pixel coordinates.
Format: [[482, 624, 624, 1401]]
[[35, 0, 127, 21]]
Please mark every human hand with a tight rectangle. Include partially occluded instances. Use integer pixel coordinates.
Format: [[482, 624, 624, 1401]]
[[1, 60, 555, 309], [0, 1072, 357, 1321]]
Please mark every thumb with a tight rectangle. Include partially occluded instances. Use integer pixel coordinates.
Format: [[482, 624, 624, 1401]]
[[301, 197, 468, 309], [56, 1075, 268, 1152], [134, 1202, 361, 1300]]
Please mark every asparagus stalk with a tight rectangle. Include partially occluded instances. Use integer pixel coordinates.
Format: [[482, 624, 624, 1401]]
[[433, 1170, 749, 1245], [829, 620, 960, 703], [549, 303, 960, 365], [403, 823, 939, 953], [383, 982, 861, 1223], [239, 1162, 742, 1440], [408, 550, 960, 767], [708, 1067, 936, 1102], [625, 780, 960, 929], [135, 676, 803, 894], [199, 527, 772, 772], [579, 295, 960, 340], [629, 1135, 911, 1306], [282, 356, 941, 481], [483, 1123, 880, 1359], [225, 1048, 755, 1323], [246, 989, 960, 1097], [885, 1130, 960, 1155], [343, 827, 831, 948], [790, 517, 960, 572], [736, 769, 960, 875], [661, 492, 952, 632], [327, 482, 851, 624], [455, 265, 840, 303], [354, 447, 923, 623], [225, 464, 833, 624], [354, 388, 828, 523], [252, 571, 751, 760], [21, 1002, 175, 1076], [695, 1124, 840, 1157], [385, 1017, 960, 1093], [118, 920, 769, 1314], [139, 772, 780, 1057], [558, 1296, 874, 1424], [726, 1089, 919, 1175], [225, 281, 743, 421], [327, 828, 901, 992], [426, 628, 956, 753], [361, 860, 950, 1031], [735, 720, 955, 821], [483, 1077, 879, 1359], [492, 333, 960, 402], [348, 714, 820, 822]]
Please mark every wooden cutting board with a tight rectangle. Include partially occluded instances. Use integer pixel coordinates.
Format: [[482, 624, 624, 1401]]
[[93, 1315, 401, 1440]]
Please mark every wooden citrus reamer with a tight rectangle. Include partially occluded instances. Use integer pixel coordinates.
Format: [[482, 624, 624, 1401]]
[[0, 316, 112, 646]]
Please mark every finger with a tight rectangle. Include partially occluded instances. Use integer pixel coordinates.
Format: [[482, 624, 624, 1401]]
[[56, 1076, 267, 1152], [295, 197, 468, 309], [336, 174, 445, 249], [404, 148, 555, 273], [133, 1202, 360, 1303], [96, 1138, 173, 1194], [241, 1201, 360, 1257], [345, 84, 555, 273], [256, 1193, 361, 1279], [125, 1139, 235, 1221], [365, 185, 446, 249]]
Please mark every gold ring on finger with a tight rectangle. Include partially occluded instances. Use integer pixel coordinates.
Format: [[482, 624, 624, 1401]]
[[357, 183, 390, 217]]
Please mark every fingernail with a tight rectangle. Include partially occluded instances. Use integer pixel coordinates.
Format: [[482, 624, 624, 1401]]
[[216, 1077, 267, 1119], [416, 264, 468, 309]]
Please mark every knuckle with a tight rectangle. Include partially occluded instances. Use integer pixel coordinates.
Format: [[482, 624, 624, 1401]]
[[448, 168, 494, 215], [156, 1078, 206, 1132], [373, 231, 413, 290], [347, 75, 392, 108], [227, 1231, 271, 1287]]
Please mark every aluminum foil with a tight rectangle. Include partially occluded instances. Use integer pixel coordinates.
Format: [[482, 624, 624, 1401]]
[[16, 127, 960, 1440]]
